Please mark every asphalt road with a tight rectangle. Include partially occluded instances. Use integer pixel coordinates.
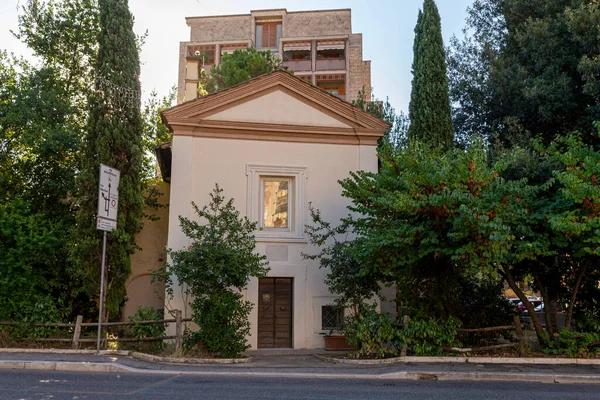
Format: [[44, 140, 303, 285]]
[[0, 370, 599, 400]]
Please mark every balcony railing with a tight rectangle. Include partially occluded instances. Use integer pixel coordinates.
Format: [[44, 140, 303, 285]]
[[316, 58, 346, 71], [282, 59, 312, 72]]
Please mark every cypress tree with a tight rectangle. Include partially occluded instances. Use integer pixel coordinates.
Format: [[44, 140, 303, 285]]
[[72, 0, 144, 320], [407, 0, 453, 149]]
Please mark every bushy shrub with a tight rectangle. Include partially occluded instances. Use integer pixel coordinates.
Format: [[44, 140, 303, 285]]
[[189, 291, 254, 358], [166, 185, 268, 358], [456, 277, 515, 345], [9, 295, 66, 339], [344, 305, 396, 359], [397, 316, 462, 356], [128, 306, 165, 350], [542, 329, 600, 358]]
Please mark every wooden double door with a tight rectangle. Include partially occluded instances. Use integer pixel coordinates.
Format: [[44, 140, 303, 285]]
[[258, 278, 293, 348]]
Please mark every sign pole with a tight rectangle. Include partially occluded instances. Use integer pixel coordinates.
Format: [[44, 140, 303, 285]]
[[97, 230, 107, 353], [95, 163, 120, 354]]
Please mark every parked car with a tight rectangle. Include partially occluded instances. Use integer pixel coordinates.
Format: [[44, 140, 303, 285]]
[[507, 298, 521, 307], [518, 299, 543, 311]]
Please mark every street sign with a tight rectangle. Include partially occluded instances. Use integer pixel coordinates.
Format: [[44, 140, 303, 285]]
[[96, 164, 120, 231]]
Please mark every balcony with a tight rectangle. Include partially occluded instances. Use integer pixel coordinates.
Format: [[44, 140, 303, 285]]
[[282, 59, 312, 72], [316, 58, 346, 71]]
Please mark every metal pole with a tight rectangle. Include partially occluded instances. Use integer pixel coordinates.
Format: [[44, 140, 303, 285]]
[[97, 231, 107, 353]]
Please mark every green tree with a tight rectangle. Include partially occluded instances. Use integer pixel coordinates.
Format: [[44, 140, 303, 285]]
[[201, 48, 281, 94], [353, 88, 409, 150], [407, 0, 454, 149], [0, 0, 100, 321], [449, 0, 600, 146], [13, 0, 99, 115], [340, 127, 600, 345], [139, 87, 176, 221], [340, 142, 503, 319], [166, 185, 269, 357], [72, 0, 144, 320], [0, 53, 88, 319]]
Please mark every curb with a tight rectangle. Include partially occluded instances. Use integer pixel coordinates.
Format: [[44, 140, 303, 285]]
[[3, 348, 598, 366], [0, 361, 128, 373], [1, 360, 600, 384], [129, 351, 251, 364], [313, 354, 600, 365], [0, 348, 251, 364]]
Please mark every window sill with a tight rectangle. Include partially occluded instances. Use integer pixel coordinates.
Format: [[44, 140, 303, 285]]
[[254, 231, 307, 243]]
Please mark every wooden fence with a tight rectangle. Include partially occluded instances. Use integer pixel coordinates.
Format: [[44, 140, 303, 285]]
[[399, 315, 527, 356], [0, 310, 192, 352]]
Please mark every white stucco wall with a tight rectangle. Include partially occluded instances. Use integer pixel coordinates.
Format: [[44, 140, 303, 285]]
[[166, 134, 377, 349]]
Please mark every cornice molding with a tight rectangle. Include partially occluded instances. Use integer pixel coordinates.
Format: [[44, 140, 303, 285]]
[[169, 120, 380, 146], [161, 70, 389, 146]]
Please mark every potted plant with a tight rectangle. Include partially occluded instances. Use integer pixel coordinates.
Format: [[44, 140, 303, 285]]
[[322, 329, 355, 351]]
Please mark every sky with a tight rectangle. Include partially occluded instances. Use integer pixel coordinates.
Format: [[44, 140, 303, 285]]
[[0, 0, 474, 114]]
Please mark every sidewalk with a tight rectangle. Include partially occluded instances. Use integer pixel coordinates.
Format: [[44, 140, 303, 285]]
[[0, 349, 599, 384]]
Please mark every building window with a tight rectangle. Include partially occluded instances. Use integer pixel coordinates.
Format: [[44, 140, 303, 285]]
[[322, 305, 344, 330], [256, 21, 282, 50], [247, 165, 308, 242], [262, 177, 291, 229]]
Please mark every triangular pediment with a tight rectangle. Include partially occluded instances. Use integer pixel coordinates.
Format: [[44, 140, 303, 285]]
[[161, 71, 390, 146], [204, 89, 352, 128]]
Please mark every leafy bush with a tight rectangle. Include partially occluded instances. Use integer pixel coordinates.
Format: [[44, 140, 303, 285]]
[[189, 291, 254, 358], [397, 316, 462, 356], [166, 185, 269, 358], [576, 312, 600, 334], [8, 295, 66, 339], [344, 305, 396, 359], [542, 329, 600, 358], [456, 277, 515, 345], [128, 306, 165, 350], [0, 201, 72, 325]]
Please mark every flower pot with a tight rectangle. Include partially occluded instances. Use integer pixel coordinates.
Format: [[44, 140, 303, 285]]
[[324, 335, 355, 351]]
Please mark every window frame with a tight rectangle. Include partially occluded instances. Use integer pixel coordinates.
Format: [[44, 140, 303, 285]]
[[260, 176, 293, 231], [256, 22, 282, 50], [246, 164, 308, 242], [321, 305, 344, 331]]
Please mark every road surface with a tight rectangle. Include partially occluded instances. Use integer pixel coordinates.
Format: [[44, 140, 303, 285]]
[[0, 370, 598, 399]]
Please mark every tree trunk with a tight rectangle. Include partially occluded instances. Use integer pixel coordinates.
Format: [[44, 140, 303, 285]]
[[531, 266, 555, 337], [502, 268, 548, 346], [566, 258, 589, 331]]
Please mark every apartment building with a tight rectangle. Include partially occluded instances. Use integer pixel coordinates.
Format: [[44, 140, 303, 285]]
[[178, 8, 372, 104]]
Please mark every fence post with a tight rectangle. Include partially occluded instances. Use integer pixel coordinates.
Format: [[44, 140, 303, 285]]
[[514, 315, 526, 356], [72, 315, 83, 349], [400, 315, 410, 357], [175, 310, 182, 354]]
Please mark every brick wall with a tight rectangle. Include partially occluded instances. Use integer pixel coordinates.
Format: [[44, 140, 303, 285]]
[[187, 15, 251, 42], [283, 10, 351, 38], [347, 33, 363, 103], [362, 60, 371, 101], [177, 9, 372, 105], [177, 42, 187, 104]]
